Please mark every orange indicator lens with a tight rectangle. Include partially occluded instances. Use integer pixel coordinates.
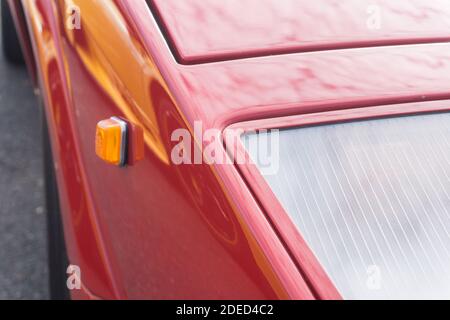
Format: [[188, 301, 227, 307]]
[[95, 117, 127, 166]]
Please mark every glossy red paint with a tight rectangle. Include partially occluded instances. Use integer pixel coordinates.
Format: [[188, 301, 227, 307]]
[[20, 0, 313, 299], [14, 0, 450, 299], [21, 0, 120, 298], [150, 0, 450, 63]]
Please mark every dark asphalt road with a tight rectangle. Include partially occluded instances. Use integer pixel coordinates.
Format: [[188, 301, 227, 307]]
[[0, 16, 49, 299]]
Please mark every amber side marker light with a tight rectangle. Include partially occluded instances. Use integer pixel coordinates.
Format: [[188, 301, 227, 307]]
[[95, 117, 144, 167], [95, 117, 128, 166]]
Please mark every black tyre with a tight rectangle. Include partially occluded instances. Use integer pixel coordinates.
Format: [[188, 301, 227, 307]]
[[42, 110, 71, 300], [1, 0, 24, 64]]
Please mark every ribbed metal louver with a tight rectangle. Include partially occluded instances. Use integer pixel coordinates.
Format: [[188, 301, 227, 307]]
[[243, 113, 450, 299]]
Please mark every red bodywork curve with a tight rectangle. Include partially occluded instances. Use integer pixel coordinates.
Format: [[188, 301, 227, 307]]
[[12, 0, 450, 299], [150, 0, 450, 64]]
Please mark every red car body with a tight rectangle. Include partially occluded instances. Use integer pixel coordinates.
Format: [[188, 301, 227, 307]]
[[7, 0, 450, 299]]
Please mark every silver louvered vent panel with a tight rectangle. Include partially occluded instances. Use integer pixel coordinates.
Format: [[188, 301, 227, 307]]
[[243, 113, 450, 299]]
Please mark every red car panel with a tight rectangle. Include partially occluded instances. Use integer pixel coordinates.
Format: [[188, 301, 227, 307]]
[[21, 0, 120, 298], [150, 0, 450, 63], [13, 0, 450, 299], [21, 0, 315, 299]]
